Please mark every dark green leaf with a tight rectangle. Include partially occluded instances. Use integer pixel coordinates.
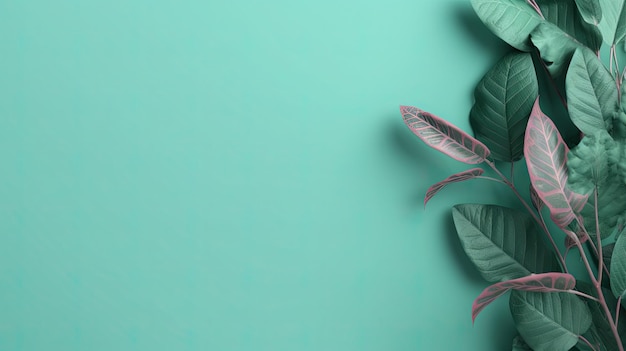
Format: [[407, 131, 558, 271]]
[[578, 281, 626, 351], [566, 47, 618, 135], [452, 204, 560, 282], [539, 0, 603, 51], [510, 290, 592, 351], [611, 232, 626, 299], [575, 0, 602, 25], [470, 52, 538, 162]]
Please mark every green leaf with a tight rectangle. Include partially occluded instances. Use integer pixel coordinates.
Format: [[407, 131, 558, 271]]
[[568, 132, 626, 238], [512, 335, 532, 350], [578, 281, 626, 351], [566, 47, 618, 135], [611, 232, 626, 299], [539, 0, 603, 51], [598, 0, 626, 45], [575, 0, 602, 25], [531, 22, 587, 76], [469, 52, 538, 162], [452, 204, 560, 282], [471, 0, 543, 51], [510, 290, 592, 351]]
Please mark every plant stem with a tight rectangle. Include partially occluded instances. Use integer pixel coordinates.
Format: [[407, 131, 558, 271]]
[[484, 160, 568, 272], [617, 297, 622, 329], [526, 0, 545, 19], [579, 335, 598, 351], [569, 289, 599, 302], [595, 189, 604, 286], [572, 233, 624, 351]]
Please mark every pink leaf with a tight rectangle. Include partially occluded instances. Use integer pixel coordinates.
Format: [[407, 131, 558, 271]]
[[524, 99, 588, 228], [424, 168, 484, 206], [400, 106, 490, 164], [564, 228, 589, 250], [472, 273, 576, 323]]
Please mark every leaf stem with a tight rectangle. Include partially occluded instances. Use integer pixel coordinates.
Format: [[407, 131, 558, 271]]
[[484, 160, 568, 272], [579, 335, 598, 351], [571, 232, 624, 351], [526, 0, 545, 19], [595, 189, 604, 286], [617, 296, 622, 329], [568, 289, 599, 302]]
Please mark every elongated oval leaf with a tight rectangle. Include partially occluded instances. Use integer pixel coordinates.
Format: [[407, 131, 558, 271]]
[[470, 0, 542, 51], [524, 98, 588, 228], [400, 106, 490, 164], [472, 273, 576, 323], [566, 48, 618, 135], [510, 290, 592, 351], [598, 0, 626, 45], [470, 52, 538, 161], [575, 0, 602, 25], [452, 204, 560, 283], [611, 232, 626, 299], [424, 168, 484, 206]]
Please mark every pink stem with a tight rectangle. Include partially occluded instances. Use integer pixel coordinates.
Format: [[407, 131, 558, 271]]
[[485, 160, 568, 272], [571, 232, 624, 351], [579, 335, 598, 351]]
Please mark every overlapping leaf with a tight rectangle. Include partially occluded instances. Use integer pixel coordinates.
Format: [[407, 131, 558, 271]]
[[577, 281, 626, 351], [469, 52, 537, 162], [566, 47, 618, 135], [424, 168, 483, 206], [452, 204, 560, 283], [568, 132, 626, 238], [598, 0, 626, 45], [575, 0, 602, 25], [611, 232, 626, 299], [400, 106, 490, 164], [472, 273, 576, 322], [470, 0, 543, 51], [510, 290, 592, 351], [524, 99, 588, 228]]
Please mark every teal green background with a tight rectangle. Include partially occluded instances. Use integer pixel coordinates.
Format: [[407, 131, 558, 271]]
[[0, 0, 519, 349]]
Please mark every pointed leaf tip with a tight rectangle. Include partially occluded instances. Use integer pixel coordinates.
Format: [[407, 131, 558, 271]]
[[524, 98, 588, 228], [424, 168, 484, 207], [400, 105, 490, 164]]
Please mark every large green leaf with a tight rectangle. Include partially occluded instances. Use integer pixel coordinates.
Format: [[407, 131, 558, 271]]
[[568, 132, 626, 238], [510, 290, 592, 351], [469, 52, 538, 162], [452, 204, 560, 282], [566, 47, 618, 135], [575, 0, 602, 25], [598, 0, 626, 45], [471, 0, 543, 51], [611, 232, 626, 299]]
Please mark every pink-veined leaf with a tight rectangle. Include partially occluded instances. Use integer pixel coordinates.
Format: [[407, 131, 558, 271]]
[[524, 99, 588, 228], [472, 273, 576, 323], [564, 227, 589, 250], [400, 105, 491, 164], [424, 168, 484, 206]]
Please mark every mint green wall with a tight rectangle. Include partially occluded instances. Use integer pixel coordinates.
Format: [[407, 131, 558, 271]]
[[0, 0, 518, 349]]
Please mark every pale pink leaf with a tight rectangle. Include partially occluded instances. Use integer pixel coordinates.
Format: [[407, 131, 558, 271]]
[[424, 168, 484, 206], [472, 273, 576, 323], [524, 99, 588, 228], [400, 105, 490, 164]]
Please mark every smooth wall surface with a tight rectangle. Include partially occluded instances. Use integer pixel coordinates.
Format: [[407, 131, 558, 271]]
[[0, 0, 518, 350]]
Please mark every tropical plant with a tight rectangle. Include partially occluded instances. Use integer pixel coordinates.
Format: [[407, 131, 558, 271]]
[[401, 1, 626, 350]]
